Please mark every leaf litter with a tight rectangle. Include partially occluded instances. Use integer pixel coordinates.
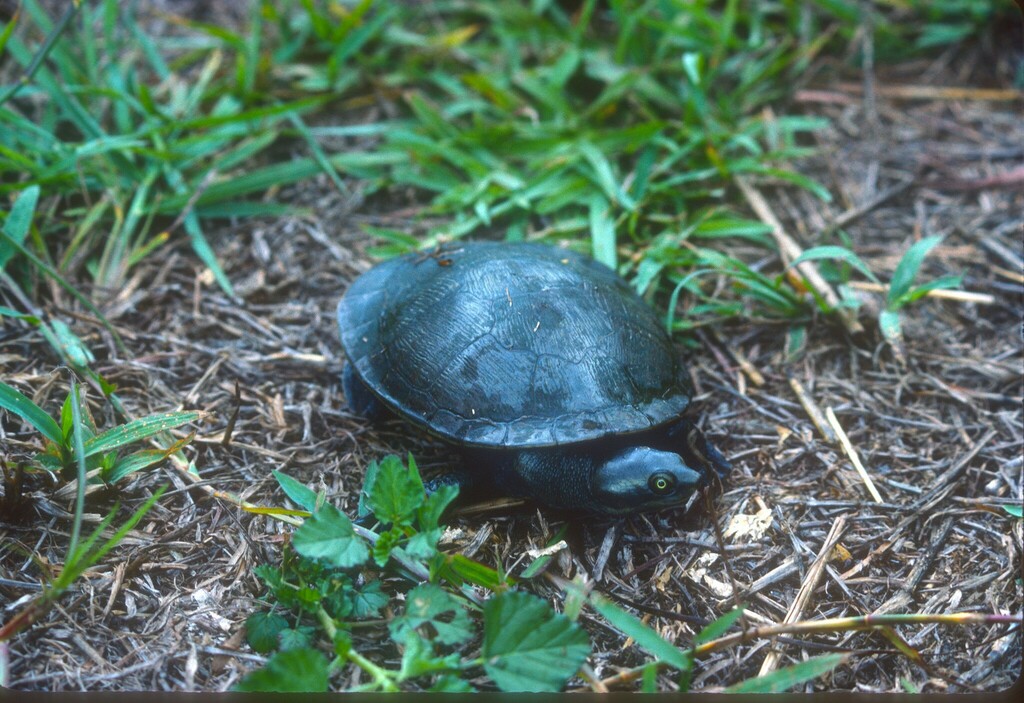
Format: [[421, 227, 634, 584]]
[[1, 14, 1021, 696]]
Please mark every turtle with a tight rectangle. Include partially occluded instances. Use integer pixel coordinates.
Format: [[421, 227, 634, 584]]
[[336, 241, 731, 515]]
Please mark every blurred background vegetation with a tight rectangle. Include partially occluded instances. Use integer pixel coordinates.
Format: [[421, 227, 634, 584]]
[[1, 0, 1017, 354]]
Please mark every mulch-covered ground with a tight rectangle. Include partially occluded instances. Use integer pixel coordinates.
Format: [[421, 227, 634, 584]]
[[1, 31, 1021, 693]]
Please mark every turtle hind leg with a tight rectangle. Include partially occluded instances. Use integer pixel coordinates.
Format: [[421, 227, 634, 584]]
[[342, 362, 386, 421]]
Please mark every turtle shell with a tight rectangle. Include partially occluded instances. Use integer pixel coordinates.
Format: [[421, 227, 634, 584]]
[[337, 242, 693, 447]]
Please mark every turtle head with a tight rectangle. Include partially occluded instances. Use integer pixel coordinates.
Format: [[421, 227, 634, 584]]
[[591, 447, 703, 515]]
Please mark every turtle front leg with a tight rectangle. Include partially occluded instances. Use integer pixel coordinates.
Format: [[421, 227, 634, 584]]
[[422, 469, 485, 501], [342, 362, 387, 421], [665, 418, 732, 484]]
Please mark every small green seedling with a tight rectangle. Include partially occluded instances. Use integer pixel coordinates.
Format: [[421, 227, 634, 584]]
[[790, 236, 962, 360], [0, 380, 200, 485], [877, 236, 963, 359]]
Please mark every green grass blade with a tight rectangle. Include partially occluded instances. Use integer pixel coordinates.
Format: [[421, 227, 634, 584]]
[[790, 245, 880, 284], [67, 378, 88, 561], [0, 380, 63, 444], [0, 185, 40, 270], [288, 111, 347, 194], [0, 8, 19, 58], [184, 211, 234, 297], [725, 653, 847, 693], [891, 273, 963, 309], [82, 410, 200, 458], [104, 444, 180, 483], [590, 595, 690, 670], [0, 229, 126, 352], [588, 194, 617, 269], [0, 3, 81, 108], [887, 235, 943, 307], [694, 606, 746, 645]]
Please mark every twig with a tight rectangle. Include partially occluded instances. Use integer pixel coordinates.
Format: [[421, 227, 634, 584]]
[[825, 407, 883, 503], [728, 345, 766, 387], [580, 612, 1022, 691], [821, 177, 916, 236], [592, 522, 619, 583], [929, 165, 1024, 192], [840, 430, 997, 579], [874, 516, 955, 615], [735, 175, 864, 335], [758, 515, 847, 676], [740, 556, 800, 599], [706, 329, 764, 387], [845, 281, 996, 305], [833, 83, 1024, 101], [578, 664, 610, 693], [977, 233, 1024, 271], [787, 373, 838, 443]]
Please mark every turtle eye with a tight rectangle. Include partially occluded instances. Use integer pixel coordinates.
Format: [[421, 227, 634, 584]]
[[648, 472, 676, 495]]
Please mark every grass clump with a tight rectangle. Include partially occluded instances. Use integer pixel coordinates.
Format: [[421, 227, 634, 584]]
[[2, 0, 985, 349]]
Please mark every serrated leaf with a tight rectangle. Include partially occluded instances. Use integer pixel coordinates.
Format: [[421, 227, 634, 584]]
[[0, 381, 63, 445], [83, 411, 200, 457], [278, 626, 315, 651], [254, 564, 285, 592], [888, 236, 943, 307], [482, 590, 590, 692], [431, 674, 475, 692], [292, 504, 369, 568], [398, 631, 463, 681], [404, 528, 441, 560], [351, 581, 388, 618], [246, 612, 289, 654], [725, 653, 846, 693], [372, 526, 404, 567], [590, 595, 689, 670], [367, 454, 424, 526], [234, 647, 330, 692], [389, 583, 473, 646], [418, 483, 459, 531], [273, 470, 319, 512]]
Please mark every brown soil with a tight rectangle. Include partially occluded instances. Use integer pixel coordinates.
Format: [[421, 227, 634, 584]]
[[1, 24, 1021, 695]]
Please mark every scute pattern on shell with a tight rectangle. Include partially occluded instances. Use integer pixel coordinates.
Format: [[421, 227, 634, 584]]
[[337, 242, 693, 447]]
